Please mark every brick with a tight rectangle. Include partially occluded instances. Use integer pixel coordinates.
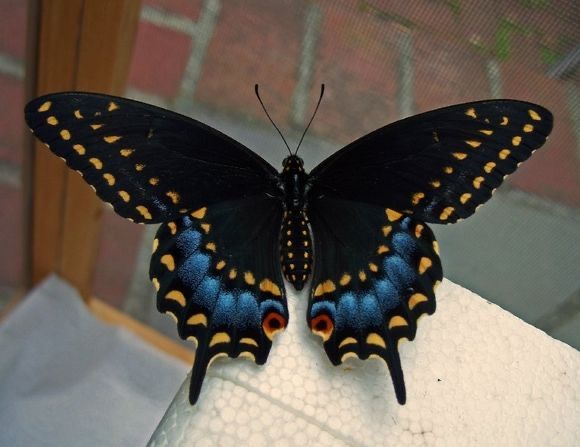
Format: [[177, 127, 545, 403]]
[[501, 63, 580, 207], [309, 1, 399, 144], [0, 74, 24, 165], [127, 22, 192, 98], [0, 184, 22, 287], [92, 210, 144, 308], [413, 29, 490, 111], [0, 0, 27, 57], [144, 0, 203, 21], [195, 0, 302, 127]]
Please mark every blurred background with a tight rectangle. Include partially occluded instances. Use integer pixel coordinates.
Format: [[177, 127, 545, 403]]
[[1, 0, 578, 348]]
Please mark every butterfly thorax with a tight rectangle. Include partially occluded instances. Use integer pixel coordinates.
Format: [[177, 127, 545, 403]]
[[279, 155, 312, 291]]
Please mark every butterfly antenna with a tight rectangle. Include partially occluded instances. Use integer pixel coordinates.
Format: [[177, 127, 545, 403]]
[[294, 84, 325, 155], [255, 84, 292, 156]]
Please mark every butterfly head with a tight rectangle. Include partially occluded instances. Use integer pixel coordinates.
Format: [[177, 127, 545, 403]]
[[282, 155, 305, 172]]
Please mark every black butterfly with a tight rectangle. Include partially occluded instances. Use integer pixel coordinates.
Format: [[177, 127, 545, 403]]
[[25, 89, 553, 405]]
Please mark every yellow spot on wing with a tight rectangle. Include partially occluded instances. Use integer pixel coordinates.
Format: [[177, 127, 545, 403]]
[[210, 332, 231, 347], [419, 257, 433, 274], [47, 116, 58, 125], [187, 313, 207, 326], [103, 173, 115, 185], [191, 207, 207, 219], [388, 315, 408, 329], [200, 223, 211, 233], [439, 207, 454, 220], [228, 269, 237, 280], [74, 109, 83, 119], [341, 352, 358, 362], [499, 149, 511, 159], [500, 116, 509, 125], [386, 208, 402, 221], [444, 166, 453, 174], [528, 109, 541, 121], [118, 190, 130, 202], [377, 245, 389, 255], [408, 293, 428, 310], [479, 129, 493, 135], [358, 271, 367, 281], [216, 260, 226, 270], [167, 222, 177, 235], [165, 290, 186, 307], [339, 274, 351, 286], [314, 280, 336, 297], [259, 278, 281, 296], [89, 158, 103, 169], [523, 124, 533, 133], [166, 191, 180, 204], [152, 238, 159, 253], [151, 277, 160, 291], [136, 205, 152, 220], [473, 176, 484, 189], [149, 177, 159, 185], [108, 101, 119, 111], [382, 225, 392, 237], [240, 337, 258, 347], [465, 107, 477, 118], [431, 179, 442, 188], [368, 263, 378, 272], [60, 129, 71, 140], [73, 144, 86, 155], [512, 136, 522, 146], [432, 240, 440, 255], [90, 124, 103, 130], [460, 193, 472, 204], [484, 162, 496, 173], [339, 337, 357, 348], [135, 163, 145, 171], [244, 271, 256, 285], [205, 242, 216, 252], [452, 152, 467, 160], [412, 192, 425, 204], [466, 140, 481, 148], [104, 135, 121, 143], [161, 254, 175, 271], [120, 148, 134, 157], [414, 224, 424, 238], [38, 101, 52, 112], [366, 333, 386, 348]]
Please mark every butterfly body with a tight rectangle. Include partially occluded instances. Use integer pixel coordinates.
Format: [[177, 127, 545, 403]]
[[279, 155, 312, 291], [25, 92, 553, 406]]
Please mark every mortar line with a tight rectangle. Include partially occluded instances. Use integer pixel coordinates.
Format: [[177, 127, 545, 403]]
[[290, 3, 323, 127]]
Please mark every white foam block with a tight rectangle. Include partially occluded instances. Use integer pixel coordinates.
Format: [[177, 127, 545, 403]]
[[149, 279, 579, 447]]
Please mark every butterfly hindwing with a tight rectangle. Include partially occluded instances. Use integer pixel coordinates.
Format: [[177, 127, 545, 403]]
[[150, 194, 287, 403], [307, 197, 442, 404], [25, 93, 279, 223], [309, 100, 553, 224]]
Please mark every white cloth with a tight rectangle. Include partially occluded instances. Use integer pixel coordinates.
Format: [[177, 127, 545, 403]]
[[0, 275, 188, 447]]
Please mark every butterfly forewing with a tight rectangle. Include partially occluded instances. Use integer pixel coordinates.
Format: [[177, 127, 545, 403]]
[[25, 93, 279, 223], [309, 100, 553, 224]]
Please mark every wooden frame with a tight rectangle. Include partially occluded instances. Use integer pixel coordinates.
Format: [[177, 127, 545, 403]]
[[21, 0, 190, 363]]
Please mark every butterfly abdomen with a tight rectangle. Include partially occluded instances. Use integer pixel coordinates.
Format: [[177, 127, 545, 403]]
[[280, 210, 312, 290], [279, 155, 312, 290]]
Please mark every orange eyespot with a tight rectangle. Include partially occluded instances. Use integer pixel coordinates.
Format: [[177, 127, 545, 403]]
[[262, 312, 286, 340], [310, 314, 334, 342]]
